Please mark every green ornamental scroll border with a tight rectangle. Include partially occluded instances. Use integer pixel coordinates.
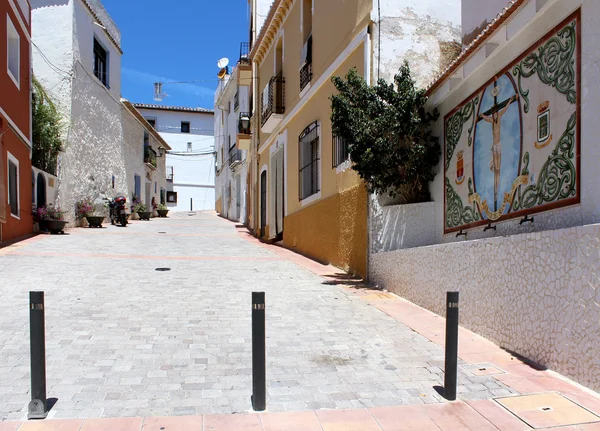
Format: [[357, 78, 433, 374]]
[[513, 112, 577, 210], [445, 177, 480, 229], [512, 20, 577, 113], [444, 96, 479, 171]]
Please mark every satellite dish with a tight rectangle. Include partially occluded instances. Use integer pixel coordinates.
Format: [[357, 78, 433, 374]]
[[217, 58, 229, 69], [217, 68, 227, 79]]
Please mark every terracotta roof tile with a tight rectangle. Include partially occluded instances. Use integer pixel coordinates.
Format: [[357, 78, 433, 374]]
[[132, 103, 214, 114]]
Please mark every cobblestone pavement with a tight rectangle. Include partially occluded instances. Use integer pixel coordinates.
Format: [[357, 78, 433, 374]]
[[0, 212, 516, 420]]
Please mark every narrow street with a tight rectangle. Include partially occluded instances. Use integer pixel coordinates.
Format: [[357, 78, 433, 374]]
[[0, 212, 514, 420]]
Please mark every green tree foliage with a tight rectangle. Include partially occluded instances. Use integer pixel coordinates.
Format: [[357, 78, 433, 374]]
[[32, 77, 63, 175], [330, 62, 440, 203]]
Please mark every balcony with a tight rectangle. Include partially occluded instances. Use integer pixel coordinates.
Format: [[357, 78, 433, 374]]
[[239, 42, 250, 65], [237, 112, 251, 150], [229, 145, 243, 169], [144, 146, 157, 169], [238, 42, 252, 86], [166, 166, 174, 181], [261, 73, 285, 133], [300, 35, 313, 92]]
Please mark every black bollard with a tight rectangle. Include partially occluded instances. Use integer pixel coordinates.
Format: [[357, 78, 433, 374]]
[[251, 292, 266, 411], [190, 198, 193, 212], [444, 291, 459, 401], [28, 291, 47, 419]]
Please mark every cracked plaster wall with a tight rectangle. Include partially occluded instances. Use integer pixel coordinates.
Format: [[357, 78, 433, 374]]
[[370, 222, 600, 392], [372, 0, 462, 88]]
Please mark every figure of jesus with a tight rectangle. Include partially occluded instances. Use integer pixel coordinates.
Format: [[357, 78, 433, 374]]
[[480, 93, 518, 209]]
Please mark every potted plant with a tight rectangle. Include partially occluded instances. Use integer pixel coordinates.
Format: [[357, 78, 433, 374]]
[[33, 206, 47, 232], [76, 197, 104, 228], [134, 201, 152, 221], [43, 205, 67, 234], [157, 203, 169, 218]]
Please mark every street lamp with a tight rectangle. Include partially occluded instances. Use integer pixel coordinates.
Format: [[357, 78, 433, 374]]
[[157, 147, 166, 157], [240, 114, 251, 133]]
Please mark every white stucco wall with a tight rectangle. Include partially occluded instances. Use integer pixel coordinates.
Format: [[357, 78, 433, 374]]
[[461, 0, 513, 46], [32, 0, 130, 223], [31, 167, 58, 209], [57, 61, 126, 222], [136, 108, 216, 212], [31, 1, 73, 118], [73, 0, 121, 99], [214, 71, 250, 223], [121, 106, 167, 212], [370, 200, 436, 254], [373, 0, 462, 88]]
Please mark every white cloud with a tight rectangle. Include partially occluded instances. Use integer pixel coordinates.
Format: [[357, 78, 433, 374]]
[[122, 67, 215, 99]]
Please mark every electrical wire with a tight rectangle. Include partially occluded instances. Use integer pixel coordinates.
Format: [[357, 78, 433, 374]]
[[32, 41, 73, 77]]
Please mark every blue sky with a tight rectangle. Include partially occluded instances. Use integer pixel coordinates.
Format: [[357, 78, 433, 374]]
[[102, 0, 250, 109]]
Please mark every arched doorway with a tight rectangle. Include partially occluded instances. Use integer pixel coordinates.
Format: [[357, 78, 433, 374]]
[[36, 173, 46, 208]]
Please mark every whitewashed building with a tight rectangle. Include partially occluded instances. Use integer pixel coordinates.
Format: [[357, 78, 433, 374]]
[[31, 0, 170, 222], [213, 48, 252, 224], [134, 104, 215, 213]]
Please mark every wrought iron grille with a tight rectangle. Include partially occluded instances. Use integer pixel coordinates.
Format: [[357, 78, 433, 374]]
[[261, 72, 285, 127], [298, 121, 320, 200], [300, 35, 313, 91], [332, 135, 349, 168], [239, 42, 250, 64]]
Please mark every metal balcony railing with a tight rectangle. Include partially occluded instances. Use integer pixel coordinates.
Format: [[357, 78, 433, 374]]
[[300, 35, 313, 91], [144, 145, 157, 169], [260, 72, 285, 128], [238, 112, 252, 134], [239, 42, 250, 64], [229, 146, 242, 167]]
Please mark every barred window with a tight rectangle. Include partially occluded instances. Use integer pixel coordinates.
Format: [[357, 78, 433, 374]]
[[298, 121, 320, 200], [332, 134, 349, 168]]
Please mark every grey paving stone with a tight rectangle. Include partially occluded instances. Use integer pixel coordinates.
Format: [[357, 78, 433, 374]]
[[0, 212, 518, 419]]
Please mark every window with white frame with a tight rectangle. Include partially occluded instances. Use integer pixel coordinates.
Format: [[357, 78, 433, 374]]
[[7, 15, 20, 88], [7, 153, 19, 217], [298, 121, 320, 200]]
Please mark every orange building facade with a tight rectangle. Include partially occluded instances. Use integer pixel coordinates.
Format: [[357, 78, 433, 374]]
[[0, 0, 32, 243]]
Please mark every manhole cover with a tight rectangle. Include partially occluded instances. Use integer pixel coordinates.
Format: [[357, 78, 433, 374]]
[[155, 268, 171, 271], [496, 392, 600, 429], [461, 363, 505, 376]]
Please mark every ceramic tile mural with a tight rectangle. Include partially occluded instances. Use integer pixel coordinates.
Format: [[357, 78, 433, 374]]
[[369, 222, 600, 392], [444, 11, 581, 233]]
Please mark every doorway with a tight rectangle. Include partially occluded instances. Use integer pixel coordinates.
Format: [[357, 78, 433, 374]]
[[260, 170, 267, 237], [36, 173, 46, 208], [272, 149, 284, 238]]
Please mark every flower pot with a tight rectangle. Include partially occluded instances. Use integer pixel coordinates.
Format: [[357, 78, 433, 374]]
[[157, 209, 169, 218], [44, 220, 68, 234], [137, 211, 152, 221], [86, 216, 105, 228]]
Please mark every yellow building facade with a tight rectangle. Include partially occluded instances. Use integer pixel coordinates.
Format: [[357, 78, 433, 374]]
[[244, 0, 461, 278], [250, 0, 372, 277]]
